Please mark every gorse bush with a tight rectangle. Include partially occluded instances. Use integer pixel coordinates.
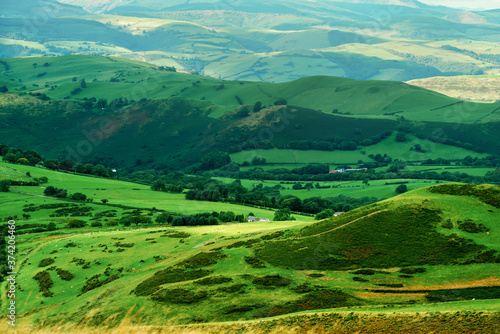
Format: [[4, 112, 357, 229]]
[[38, 258, 55, 267], [244, 256, 267, 268], [134, 268, 211, 296], [194, 276, 232, 285], [252, 275, 292, 287], [56, 268, 75, 281], [151, 288, 208, 304], [33, 270, 54, 297], [266, 289, 362, 317], [458, 219, 489, 233], [175, 251, 227, 269]]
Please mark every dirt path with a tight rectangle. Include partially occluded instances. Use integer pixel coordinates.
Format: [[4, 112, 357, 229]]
[[310, 209, 388, 237]]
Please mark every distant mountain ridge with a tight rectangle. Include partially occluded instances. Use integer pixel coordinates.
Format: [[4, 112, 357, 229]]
[[0, 0, 87, 18], [1, 0, 500, 82]]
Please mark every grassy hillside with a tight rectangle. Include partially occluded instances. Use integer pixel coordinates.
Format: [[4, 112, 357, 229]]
[[1, 55, 499, 171], [0, 161, 299, 220], [0, 177, 498, 331], [1, 55, 498, 123]]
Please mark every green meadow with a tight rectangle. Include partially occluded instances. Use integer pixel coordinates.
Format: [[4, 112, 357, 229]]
[[0, 173, 498, 332]]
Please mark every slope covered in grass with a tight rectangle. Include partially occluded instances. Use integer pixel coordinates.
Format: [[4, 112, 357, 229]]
[[1, 176, 498, 329], [255, 183, 500, 270]]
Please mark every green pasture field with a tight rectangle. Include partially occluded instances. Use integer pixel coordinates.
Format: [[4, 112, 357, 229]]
[[0, 161, 311, 221], [214, 177, 441, 200], [231, 133, 488, 165]]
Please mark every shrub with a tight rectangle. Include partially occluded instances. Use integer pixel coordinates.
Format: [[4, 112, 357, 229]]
[[151, 288, 207, 304], [291, 283, 315, 293], [71, 192, 87, 201], [399, 267, 427, 274], [260, 231, 285, 240], [56, 268, 75, 281], [114, 242, 134, 248], [458, 219, 489, 233], [226, 239, 261, 249], [175, 251, 227, 269], [244, 256, 266, 268], [307, 273, 325, 278], [134, 269, 211, 296], [67, 219, 87, 228], [396, 184, 408, 194], [33, 271, 54, 297], [81, 273, 120, 295], [0, 180, 11, 192], [351, 269, 375, 275], [217, 283, 247, 293], [38, 258, 55, 267], [252, 275, 292, 287], [442, 219, 454, 229], [266, 289, 361, 317], [161, 231, 191, 238], [353, 276, 369, 282], [195, 276, 233, 285]]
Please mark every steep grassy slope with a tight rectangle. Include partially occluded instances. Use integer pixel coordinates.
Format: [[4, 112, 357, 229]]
[[256, 183, 500, 266], [0, 181, 498, 330]]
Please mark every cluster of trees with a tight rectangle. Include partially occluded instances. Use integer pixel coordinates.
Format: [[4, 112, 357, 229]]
[[0, 180, 10, 192], [0, 144, 114, 178], [1, 144, 43, 166], [73, 163, 110, 177], [281, 131, 393, 152], [82, 96, 131, 112], [43, 186, 67, 198]]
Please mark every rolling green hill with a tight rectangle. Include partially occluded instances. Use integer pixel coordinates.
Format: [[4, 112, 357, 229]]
[[0, 172, 498, 331], [1, 55, 499, 171]]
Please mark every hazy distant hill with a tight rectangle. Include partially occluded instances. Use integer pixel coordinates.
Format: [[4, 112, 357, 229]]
[[1, 0, 499, 81], [407, 75, 500, 102], [0, 0, 87, 18]]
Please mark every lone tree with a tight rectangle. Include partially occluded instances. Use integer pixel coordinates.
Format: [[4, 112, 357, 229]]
[[396, 184, 408, 194], [253, 101, 262, 112], [395, 132, 407, 142], [0, 180, 11, 192], [80, 78, 87, 88]]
